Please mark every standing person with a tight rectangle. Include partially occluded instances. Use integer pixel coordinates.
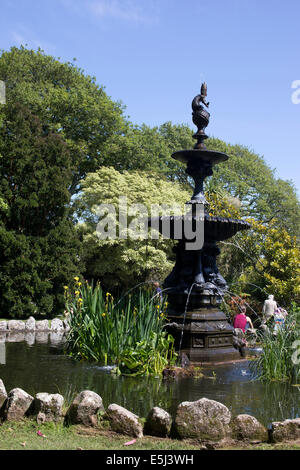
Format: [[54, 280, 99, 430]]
[[262, 295, 277, 324]]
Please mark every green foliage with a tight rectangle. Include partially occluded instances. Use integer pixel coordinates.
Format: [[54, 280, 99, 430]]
[[77, 166, 190, 290], [0, 46, 128, 317], [65, 280, 176, 376], [206, 138, 300, 236], [225, 219, 300, 308], [101, 121, 193, 187], [252, 305, 300, 382], [0, 103, 81, 318], [77, 166, 246, 292], [0, 46, 126, 193], [102, 121, 300, 237], [0, 46, 299, 317], [0, 103, 72, 234]]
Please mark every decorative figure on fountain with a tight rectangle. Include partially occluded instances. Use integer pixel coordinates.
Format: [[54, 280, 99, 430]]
[[191, 82, 210, 150]]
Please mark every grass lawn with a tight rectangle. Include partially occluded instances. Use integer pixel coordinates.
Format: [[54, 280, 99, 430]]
[[1, 420, 300, 451], [0, 420, 203, 451]]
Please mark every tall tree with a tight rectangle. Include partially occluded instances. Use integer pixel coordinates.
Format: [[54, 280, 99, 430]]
[[0, 104, 80, 317], [0, 46, 127, 193]]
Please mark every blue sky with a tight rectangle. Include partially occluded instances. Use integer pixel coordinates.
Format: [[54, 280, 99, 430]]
[[1, 0, 300, 194]]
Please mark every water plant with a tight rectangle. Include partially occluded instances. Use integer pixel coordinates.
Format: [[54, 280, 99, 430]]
[[251, 304, 300, 382], [64, 279, 176, 376]]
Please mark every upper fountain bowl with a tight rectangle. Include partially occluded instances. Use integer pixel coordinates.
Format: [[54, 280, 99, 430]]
[[172, 149, 228, 166]]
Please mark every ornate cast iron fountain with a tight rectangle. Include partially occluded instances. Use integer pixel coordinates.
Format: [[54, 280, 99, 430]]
[[153, 84, 251, 363]]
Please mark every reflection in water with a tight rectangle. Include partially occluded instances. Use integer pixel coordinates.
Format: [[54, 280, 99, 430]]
[[0, 340, 300, 427]]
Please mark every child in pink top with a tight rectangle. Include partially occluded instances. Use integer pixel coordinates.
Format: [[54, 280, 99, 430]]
[[233, 308, 247, 332]]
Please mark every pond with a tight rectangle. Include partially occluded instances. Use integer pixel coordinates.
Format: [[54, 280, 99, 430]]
[[0, 337, 300, 428]]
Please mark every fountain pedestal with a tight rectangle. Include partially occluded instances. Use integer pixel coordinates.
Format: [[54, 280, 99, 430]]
[[166, 298, 241, 363], [167, 310, 239, 363], [160, 84, 250, 363]]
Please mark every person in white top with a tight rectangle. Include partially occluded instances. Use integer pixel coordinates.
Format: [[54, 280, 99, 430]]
[[262, 295, 277, 324]]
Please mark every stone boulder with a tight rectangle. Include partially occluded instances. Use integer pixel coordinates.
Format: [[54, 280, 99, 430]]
[[231, 414, 268, 442], [0, 379, 7, 408], [175, 398, 231, 441], [50, 331, 65, 345], [270, 418, 300, 443], [66, 390, 104, 427], [25, 317, 36, 331], [50, 318, 64, 332], [7, 320, 25, 331], [0, 321, 7, 331], [35, 332, 49, 343], [106, 404, 143, 438], [35, 320, 49, 332], [144, 407, 172, 437], [25, 332, 35, 346], [33, 393, 64, 423], [7, 332, 25, 343], [2, 388, 34, 421]]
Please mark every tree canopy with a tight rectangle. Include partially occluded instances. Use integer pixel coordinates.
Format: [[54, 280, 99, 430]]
[[0, 46, 127, 193], [0, 103, 80, 317], [0, 46, 299, 315], [77, 166, 190, 291]]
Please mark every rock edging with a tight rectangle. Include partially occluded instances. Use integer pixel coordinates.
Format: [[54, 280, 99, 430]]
[[0, 317, 70, 333], [0, 380, 298, 445]]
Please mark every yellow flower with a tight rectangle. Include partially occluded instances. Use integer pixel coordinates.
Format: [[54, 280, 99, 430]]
[[102, 312, 106, 317], [75, 290, 80, 296], [156, 305, 160, 309], [63, 286, 69, 290], [78, 298, 83, 303], [106, 292, 111, 297], [78, 282, 82, 287], [74, 276, 80, 282]]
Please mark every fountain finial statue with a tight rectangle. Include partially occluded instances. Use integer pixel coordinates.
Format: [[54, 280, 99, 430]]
[[192, 83, 210, 149]]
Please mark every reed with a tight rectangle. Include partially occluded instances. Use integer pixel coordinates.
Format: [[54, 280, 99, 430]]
[[252, 304, 300, 382], [64, 280, 176, 376]]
